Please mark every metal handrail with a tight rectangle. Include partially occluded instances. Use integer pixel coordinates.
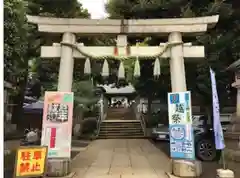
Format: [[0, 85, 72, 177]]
[[96, 115, 101, 136], [140, 113, 147, 136], [96, 111, 106, 136], [96, 96, 103, 136], [96, 97, 107, 136], [132, 103, 146, 136]]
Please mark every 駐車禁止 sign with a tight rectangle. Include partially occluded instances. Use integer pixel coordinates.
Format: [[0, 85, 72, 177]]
[[14, 146, 47, 178]]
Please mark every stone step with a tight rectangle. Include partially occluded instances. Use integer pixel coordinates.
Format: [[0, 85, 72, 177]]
[[107, 108, 131, 111], [97, 135, 145, 139], [102, 120, 141, 123], [106, 108, 135, 121], [99, 130, 143, 134], [100, 123, 141, 127], [100, 127, 142, 130], [100, 129, 143, 133], [98, 133, 144, 137], [106, 115, 135, 119], [100, 125, 142, 129], [98, 119, 144, 139], [107, 110, 134, 113], [99, 132, 143, 136], [100, 126, 143, 130], [107, 113, 133, 117]]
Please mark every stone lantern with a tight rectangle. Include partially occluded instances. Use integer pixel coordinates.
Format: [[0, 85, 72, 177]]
[[225, 59, 240, 161]]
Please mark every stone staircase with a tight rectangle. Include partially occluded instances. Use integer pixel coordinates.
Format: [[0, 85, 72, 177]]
[[98, 107, 145, 139], [106, 107, 135, 120]]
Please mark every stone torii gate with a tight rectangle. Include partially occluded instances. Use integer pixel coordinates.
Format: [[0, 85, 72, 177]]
[[27, 15, 219, 177], [27, 15, 219, 93]]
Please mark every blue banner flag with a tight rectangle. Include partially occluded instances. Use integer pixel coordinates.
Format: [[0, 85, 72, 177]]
[[210, 68, 225, 150]]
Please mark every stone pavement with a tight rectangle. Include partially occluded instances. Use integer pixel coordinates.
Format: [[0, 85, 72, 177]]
[[71, 139, 171, 178]]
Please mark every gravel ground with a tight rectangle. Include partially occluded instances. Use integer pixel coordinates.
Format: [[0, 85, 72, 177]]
[[153, 141, 240, 178]]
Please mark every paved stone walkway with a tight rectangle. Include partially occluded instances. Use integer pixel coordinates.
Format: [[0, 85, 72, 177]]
[[71, 139, 171, 178]]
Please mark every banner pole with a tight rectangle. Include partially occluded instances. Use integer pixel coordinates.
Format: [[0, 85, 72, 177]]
[[221, 149, 226, 170]]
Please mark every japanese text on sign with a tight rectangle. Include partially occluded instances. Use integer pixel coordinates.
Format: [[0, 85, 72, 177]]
[[42, 92, 74, 158], [47, 103, 69, 122], [15, 146, 47, 177], [168, 92, 195, 160]]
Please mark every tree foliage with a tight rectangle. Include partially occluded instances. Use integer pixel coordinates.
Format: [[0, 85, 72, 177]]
[[26, 0, 91, 94], [27, 0, 89, 18], [4, 0, 29, 88], [4, 0, 34, 125]]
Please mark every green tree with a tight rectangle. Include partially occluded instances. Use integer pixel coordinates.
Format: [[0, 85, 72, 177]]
[[4, 0, 31, 125], [4, 0, 28, 86], [26, 0, 91, 94], [27, 0, 89, 17]]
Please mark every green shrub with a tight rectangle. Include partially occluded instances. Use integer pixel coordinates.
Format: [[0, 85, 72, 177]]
[[81, 117, 97, 134], [4, 150, 16, 169]]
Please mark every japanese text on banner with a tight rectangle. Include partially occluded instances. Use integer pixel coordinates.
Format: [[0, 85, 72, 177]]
[[168, 91, 195, 160]]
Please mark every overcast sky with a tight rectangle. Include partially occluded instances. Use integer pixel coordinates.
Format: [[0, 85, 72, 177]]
[[79, 0, 108, 19]]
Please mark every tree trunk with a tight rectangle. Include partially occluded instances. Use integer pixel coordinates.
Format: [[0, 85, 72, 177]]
[[147, 96, 152, 123], [205, 105, 212, 125], [11, 70, 28, 129]]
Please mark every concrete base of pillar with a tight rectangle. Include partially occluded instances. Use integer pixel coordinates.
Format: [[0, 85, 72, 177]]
[[224, 114, 240, 161], [227, 114, 240, 132], [223, 148, 240, 162], [165, 172, 181, 178], [47, 172, 76, 178], [172, 159, 202, 177], [224, 132, 240, 150], [216, 169, 234, 178], [46, 158, 71, 177]]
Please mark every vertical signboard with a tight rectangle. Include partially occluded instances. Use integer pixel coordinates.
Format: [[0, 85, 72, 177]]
[[168, 91, 195, 160], [41, 92, 74, 158]]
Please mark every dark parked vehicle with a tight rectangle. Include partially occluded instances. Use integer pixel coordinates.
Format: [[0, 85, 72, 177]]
[[194, 126, 221, 161], [151, 115, 229, 161]]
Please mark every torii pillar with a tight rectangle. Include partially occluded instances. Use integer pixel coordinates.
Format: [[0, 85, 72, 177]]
[[168, 32, 187, 92], [58, 32, 76, 91], [27, 15, 219, 178]]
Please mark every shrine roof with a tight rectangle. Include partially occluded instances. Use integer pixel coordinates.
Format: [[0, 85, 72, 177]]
[[226, 59, 240, 72], [98, 84, 136, 94]]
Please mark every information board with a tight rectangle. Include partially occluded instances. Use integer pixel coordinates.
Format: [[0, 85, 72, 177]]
[[168, 91, 195, 160], [41, 92, 74, 158]]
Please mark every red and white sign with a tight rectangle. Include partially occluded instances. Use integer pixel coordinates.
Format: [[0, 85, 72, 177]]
[[41, 92, 74, 158]]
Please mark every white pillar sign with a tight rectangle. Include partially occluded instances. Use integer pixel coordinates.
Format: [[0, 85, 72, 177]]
[[41, 92, 74, 158], [168, 91, 195, 160]]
